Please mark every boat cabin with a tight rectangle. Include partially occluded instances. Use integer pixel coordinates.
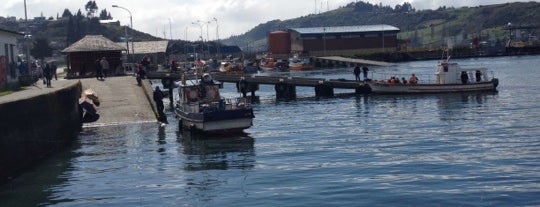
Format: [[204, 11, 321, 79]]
[[179, 75, 221, 104], [436, 61, 489, 84]]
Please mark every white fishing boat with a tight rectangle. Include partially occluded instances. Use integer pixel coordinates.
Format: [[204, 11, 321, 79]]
[[175, 73, 254, 134], [288, 55, 314, 70], [367, 56, 499, 94]]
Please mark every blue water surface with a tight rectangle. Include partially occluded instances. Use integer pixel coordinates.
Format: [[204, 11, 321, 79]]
[[1, 55, 539, 206]]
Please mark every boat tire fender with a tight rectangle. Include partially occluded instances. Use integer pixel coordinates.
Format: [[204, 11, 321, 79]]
[[187, 88, 199, 102]]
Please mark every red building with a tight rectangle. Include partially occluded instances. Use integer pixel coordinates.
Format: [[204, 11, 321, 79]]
[[268, 25, 400, 56]]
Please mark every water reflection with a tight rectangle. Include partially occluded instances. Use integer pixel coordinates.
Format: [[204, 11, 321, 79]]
[[156, 127, 166, 153], [0, 141, 81, 207], [177, 132, 256, 171], [436, 92, 497, 121]]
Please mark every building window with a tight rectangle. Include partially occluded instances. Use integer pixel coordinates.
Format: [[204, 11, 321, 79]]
[[303, 36, 317, 40], [342, 34, 361, 38], [364, 33, 378, 38], [324, 35, 336, 39]]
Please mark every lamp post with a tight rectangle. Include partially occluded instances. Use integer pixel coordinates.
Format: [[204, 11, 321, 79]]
[[112, 5, 134, 57], [24, 0, 31, 74], [205, 21, 211, 57], [185, 27, 189, 58], [213, 17, 220, 59], [168, 18, 173, 40], [191, 21, 204, 58]]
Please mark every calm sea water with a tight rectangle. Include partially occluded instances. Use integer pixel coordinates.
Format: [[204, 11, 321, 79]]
[[1, 55, 539, 206]]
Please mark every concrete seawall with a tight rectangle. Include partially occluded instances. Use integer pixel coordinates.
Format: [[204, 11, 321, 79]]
[[0, 76, 159, 184], [0, 80, 82, 184]]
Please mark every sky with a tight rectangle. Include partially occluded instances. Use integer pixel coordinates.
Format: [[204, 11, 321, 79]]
[[1, 0, 535, 41]]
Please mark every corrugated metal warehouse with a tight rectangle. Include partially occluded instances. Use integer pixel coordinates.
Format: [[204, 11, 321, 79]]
[[268, 25, 400, 56]]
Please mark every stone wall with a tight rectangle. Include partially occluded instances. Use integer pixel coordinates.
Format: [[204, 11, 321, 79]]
[[0, 81, 82, 184]]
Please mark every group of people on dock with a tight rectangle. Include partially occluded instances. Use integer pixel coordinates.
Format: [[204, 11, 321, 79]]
[[42, 61, 57, 88], [94, 57, 110, 81], [353, 64, 369, 81]]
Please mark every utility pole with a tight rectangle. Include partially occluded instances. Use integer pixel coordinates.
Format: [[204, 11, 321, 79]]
[[168, 18, 173, 40], [213, 17, 220, 59]]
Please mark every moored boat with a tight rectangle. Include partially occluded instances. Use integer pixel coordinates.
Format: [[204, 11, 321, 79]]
[[259, 57, 288, 71], [367, 57, 499, 94], [175, 73, 254, 134], [259, 57, 276, 71], [288, 56, 314, 70], [218, 60, 244, 74]]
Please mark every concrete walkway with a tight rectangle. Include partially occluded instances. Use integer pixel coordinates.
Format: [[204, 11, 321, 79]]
[[1, 76, 158, 127], [316, 56, 395, 67], [0, 79, 78, 104], [79, 76, 157, 127]]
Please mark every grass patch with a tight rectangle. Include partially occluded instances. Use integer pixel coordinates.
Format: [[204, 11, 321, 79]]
[[0, 87, 23, 97]]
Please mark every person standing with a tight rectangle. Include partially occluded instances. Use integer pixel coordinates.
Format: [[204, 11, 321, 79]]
[[353, 64, 361, 81], [51, 61, 58, 80], [460, 71, 469, 84], [136, 65, 147, 86], [100, 57, 110, 78], [95, 58, 104, 80], [153, 86, 167, 124], [141, 55, 150, 70], [43, 62, 53, 88], [362, 65, 369, 81], [171, 59, 177, 72]]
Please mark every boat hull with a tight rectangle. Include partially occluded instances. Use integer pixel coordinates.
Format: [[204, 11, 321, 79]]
[[175, 108, 254, 134], [367, 79, 498, 94], [289, 64, 314, 70]]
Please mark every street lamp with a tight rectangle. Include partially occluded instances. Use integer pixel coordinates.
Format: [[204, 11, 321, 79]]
[[168, 18, 173, 40], [213, 17, 220, 59], [191, 21, 204, 58], [112, 5, 134, 56], [24, 0, 31, 74], [205, 21, 211, 56], [185, 27, 189, 56]]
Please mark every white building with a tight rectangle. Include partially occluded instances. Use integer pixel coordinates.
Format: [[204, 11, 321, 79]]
[[0, 28, 24, 88]]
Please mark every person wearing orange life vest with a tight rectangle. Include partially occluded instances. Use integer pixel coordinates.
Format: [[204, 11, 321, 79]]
[[409, 74, 418, 84]]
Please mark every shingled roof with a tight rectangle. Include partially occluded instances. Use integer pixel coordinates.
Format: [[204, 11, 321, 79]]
[[289, 24, 400, 35], [118, 41, 169, 54], [62, 35, 126, 53]]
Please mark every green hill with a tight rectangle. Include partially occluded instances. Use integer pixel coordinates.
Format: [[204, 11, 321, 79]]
[[221, 1, 540, 52]]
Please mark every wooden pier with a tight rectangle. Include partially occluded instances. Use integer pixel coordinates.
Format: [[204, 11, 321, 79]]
[[147, 72, 371, 99], [314, 56, 395, 67]]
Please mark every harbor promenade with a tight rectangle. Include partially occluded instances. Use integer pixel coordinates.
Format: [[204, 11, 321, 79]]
[[78, 76, 157, 127], [1, 76, 158, 127]]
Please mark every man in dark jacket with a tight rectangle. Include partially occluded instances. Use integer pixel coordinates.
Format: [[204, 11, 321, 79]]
[[153, 86, 168, 124]]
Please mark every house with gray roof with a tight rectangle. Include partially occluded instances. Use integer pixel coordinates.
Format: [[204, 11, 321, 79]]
[[62, 35, 125, 77]]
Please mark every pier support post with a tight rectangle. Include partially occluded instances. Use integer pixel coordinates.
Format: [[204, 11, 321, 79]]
[[315, 82, 334, 97], [355, 83, 372, 94], [237, 78, 259, 102], [275, 82, 296, 100]]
